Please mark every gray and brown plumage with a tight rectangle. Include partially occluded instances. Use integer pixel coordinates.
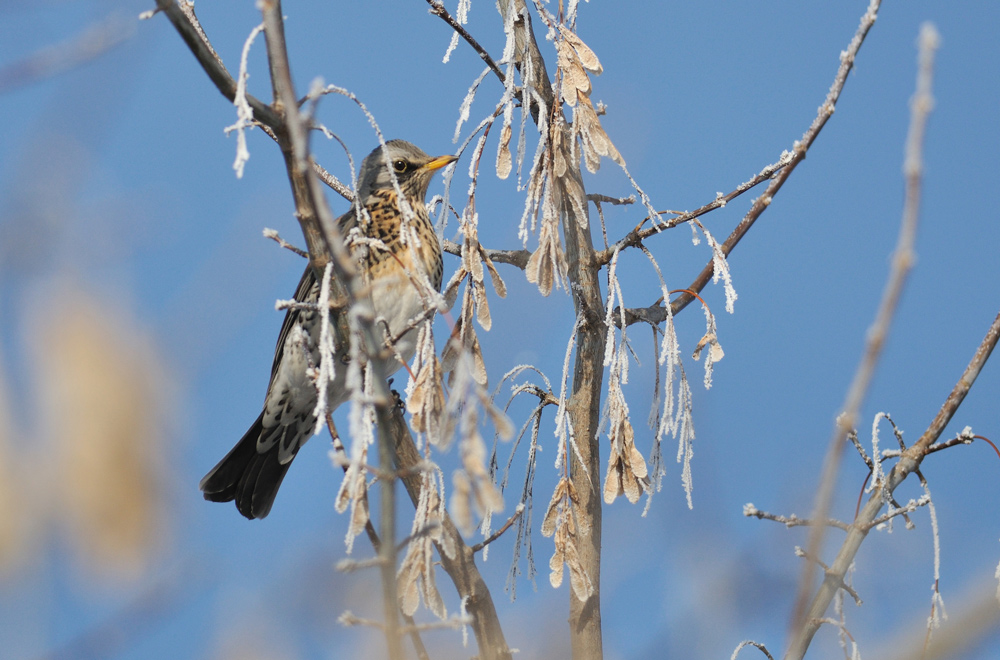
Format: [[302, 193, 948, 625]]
[[200, 140, 457, 519]]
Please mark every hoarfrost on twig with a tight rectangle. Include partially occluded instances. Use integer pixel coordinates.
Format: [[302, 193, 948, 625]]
[[224, 23, 265, 179]]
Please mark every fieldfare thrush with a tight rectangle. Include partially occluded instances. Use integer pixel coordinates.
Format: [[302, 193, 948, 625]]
[[200, 140, 457, 519]]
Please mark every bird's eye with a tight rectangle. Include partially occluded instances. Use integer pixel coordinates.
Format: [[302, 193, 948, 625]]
[[392, 160, 408, 173]]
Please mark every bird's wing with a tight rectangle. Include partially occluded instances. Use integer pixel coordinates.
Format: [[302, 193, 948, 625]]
[[265, 207, 360, 391], [266, 265, 317, 391]]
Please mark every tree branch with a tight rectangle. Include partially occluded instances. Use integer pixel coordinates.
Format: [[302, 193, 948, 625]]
[[388, 409, 513, 660], [153, 0, 282, 129], [596, 155, 790, 266], [492, 3, 603, 657], [442, 239, 531, 270], [783, 306, 1000, 660], [787, 16, 933, 656], [620, 0, 883, 326], [425, 0, 506, 85]]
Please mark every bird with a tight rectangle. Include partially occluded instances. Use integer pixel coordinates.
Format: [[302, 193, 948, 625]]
[[200, 140, 457, 519]]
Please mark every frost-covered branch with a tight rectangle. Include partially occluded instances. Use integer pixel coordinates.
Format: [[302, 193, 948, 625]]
[[425, 0, 506, 85], [386, 407, 513, 659], [442, 239, 532, 270], [595, 154, 791, 266], [792, 547, 862, 606], [743, 504, 850, 532], [731, 640, 776, 660], [667, 2, 884, 322], [472, 502, 525, 553], [865, 495, 930, 529]]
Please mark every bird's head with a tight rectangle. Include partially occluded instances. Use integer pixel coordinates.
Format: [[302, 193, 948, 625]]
[[356, 140, 458, 203]]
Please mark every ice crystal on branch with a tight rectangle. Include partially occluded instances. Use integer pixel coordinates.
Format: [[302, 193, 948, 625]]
[[224, 23, 265, 178]]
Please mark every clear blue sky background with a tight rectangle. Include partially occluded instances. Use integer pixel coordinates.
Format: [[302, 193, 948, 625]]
[[2, 1, 999, 659]]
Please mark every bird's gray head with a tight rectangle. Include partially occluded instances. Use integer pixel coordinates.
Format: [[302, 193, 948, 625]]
[[356, 140, 458, 203]]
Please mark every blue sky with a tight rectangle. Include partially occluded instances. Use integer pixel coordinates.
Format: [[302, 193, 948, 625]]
[[2, 1, 999, 659]]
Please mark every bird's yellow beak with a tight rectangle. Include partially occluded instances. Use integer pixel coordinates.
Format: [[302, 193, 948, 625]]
[[422, 154, 459, 172]]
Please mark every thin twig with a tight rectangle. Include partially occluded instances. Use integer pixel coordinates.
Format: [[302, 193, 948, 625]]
[[794, 547, 862, 606], [472, 503, 525, 552], [911, 433, 974, 457], [263, 228, 309, 258], [254, 120, 354, 201], [596, 155, 790, 266], [312, 158, 355, 202], [866, 496, 930, 529], [400, 615, 473, 634], [442, 239, 532, 270], [587, 193, 635, 206], [395, 523, 443, 554], [339, 612, 385, 629], [744, 505, 850, 531], [731, 640, 777, 660], [425, 0, 506, 85], [663, 1, 883, 322], [847, 429, 874, 471]]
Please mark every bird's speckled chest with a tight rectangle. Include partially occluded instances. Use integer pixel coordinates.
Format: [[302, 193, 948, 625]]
[[354, 188, 443, 291]]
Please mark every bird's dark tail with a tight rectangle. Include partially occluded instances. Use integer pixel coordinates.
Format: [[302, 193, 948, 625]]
[[199, 412, 292, 519]]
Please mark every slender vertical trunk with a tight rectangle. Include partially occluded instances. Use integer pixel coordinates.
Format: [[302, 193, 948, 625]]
[[559, 172, 606, 660]]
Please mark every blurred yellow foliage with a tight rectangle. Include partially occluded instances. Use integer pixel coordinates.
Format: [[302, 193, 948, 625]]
[[30, 286, 171, 581]]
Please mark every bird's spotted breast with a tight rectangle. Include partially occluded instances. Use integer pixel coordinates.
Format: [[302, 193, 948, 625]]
[[356, 189, 443, 291]]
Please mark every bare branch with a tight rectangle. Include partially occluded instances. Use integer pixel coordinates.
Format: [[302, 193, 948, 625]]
[[312, 158, 355, 202], [732, 640, 776, 660], [472, 503, 525, 552], [587, 194, 635, 206], [793, 547, 863, 606], [866, 495, 930, 529], [339, 611, 384, 630], [788, 16, 933, 653], [399, 615, 473, 634], [908, 432, 975, 457], [152, 0, 283, 129], [263, 228, 309, 258], [254, 120, 355, 201]]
